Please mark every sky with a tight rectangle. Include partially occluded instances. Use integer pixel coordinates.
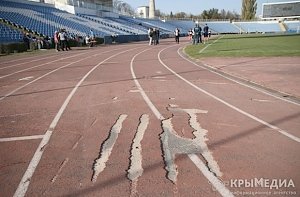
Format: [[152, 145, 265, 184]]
[[121, 0, 299, 16]]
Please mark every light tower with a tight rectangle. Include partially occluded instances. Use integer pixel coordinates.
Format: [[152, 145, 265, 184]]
[[149, 0, 156, 19]]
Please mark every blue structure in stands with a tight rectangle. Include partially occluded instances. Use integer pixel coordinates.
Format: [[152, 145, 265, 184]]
[[233, 21, 282, 33], [285, 21, 300, 33]]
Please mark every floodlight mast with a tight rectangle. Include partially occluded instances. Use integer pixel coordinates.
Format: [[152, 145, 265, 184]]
[[149, 0, 156, 18]]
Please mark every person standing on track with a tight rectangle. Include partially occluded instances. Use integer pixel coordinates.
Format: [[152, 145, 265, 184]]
[[58, 29, 68, 51], [203, 24, 209, 44], [174, 28, 180, 44], [54, 30, 60, 51], [193, 24, 201, 45], [155, 28, 160, 45], [148, 28, 153, 45]]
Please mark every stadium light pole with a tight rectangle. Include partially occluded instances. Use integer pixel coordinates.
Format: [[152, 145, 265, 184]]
[[149, 0, 156, 19]]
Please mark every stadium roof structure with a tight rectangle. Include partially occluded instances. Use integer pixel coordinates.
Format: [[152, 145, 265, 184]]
[[262, 1, 300, 19]]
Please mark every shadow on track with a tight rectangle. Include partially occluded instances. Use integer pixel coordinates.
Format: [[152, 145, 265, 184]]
[[64, 112, 300, 196]]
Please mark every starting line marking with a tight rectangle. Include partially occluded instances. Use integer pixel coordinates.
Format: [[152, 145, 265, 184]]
[[0, 135, 44, 142]]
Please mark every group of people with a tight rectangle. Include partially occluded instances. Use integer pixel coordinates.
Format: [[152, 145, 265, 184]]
[[23, 33, 52, 51], [148, 27, 160, 45], [53, 29, 72, 51], [188, 23, 210, 44], [85, 29, 97, 47], [147, 24, 209, 45]]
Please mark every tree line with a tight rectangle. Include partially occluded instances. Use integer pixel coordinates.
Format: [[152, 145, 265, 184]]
[[157, 0, 257, 20], [115, 0, 257, 21]]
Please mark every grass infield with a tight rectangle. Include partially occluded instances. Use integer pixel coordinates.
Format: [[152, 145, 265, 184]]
[[184, 33, 300, 58]]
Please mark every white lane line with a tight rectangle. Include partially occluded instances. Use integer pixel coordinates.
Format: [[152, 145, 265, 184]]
[[158, 46, 300, 143], [18, 76, 34, 81], [184, 108, 222, 177], [188, 154, 233, 197], [130, 47, 234, 197], [0, 52, 87, 79], [198, 36, 223, 54], [0, 53, 61, 70], [0, 48, 124, 102], [13, 47, 142, 197], [130, 48, 164, 120], [0, 112, 31, 118], [92, 114, 128, 183], [181, 47, 300, 106], [0, 135, 44, 142]]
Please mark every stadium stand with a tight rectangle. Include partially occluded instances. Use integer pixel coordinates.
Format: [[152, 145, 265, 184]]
[[0, 22, 23, 43], [233, 21, 282, 33], [198, 21, 240, 34], [0, 0, 299, 46], [118, 16, 175, 34], [284, 21, 300, 33], [166, 20, 196, 33], [77, 14, 138, 35], [0, 0, 117, 38]]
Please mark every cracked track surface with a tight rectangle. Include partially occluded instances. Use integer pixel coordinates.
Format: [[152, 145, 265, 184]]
[[0, 39, 299, 196]]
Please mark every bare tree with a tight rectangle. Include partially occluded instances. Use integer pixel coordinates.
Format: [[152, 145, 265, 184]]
[[113, 0, 135, 16]]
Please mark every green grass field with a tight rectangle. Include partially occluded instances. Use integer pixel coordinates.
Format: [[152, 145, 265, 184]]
[[184, 34, 300, 58]]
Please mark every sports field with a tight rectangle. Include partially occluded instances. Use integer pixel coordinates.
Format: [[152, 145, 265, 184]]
[[185, 34, 300, 58]]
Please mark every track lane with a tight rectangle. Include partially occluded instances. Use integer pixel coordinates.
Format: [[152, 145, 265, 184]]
[[0, 46, 134, 101], [13, 45, 145, 197], [24, 45, 177, 197], [0, 45, 143, 196], [0, 39, 299, 196], [156, 42, 300, 194], [0, 51, 64, 67], [160, 44, 300, 140]]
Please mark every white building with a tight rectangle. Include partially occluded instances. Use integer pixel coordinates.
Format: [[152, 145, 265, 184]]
[[137, 6, 149, 18]]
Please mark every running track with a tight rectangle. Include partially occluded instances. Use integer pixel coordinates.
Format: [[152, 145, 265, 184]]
[[0, 39, 299, 196]]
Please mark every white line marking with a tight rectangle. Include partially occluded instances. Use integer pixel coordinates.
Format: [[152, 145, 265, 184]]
[[18, 76, 34, 81], [130, 46, 234, 197], [251, 98, 273, 103], [0, 135, 44, 142], [13, 129, 53, 197], [160, 108, 222, 183], [92, 114, 128, 183], [0, 52, 87, 79], [188, 154, 234, 197], [184, 108, 222, 176], [199, 36, 224, 54], [182, 47, 300, 106], [0, 48, 123, 102], [0, 54, 61, 70], [159, 46, 300, 143], [13, 47, 141, 197], [0, 113, 31, 118], [130, 48, 164, 120]]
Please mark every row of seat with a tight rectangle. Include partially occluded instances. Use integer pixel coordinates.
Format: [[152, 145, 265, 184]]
[[0, 23, 23, 43]]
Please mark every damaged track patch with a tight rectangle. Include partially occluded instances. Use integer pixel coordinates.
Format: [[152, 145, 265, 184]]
[[127, 114, 149, 196], [160, 108, 222, 183], [92, 114, 128, 183]]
